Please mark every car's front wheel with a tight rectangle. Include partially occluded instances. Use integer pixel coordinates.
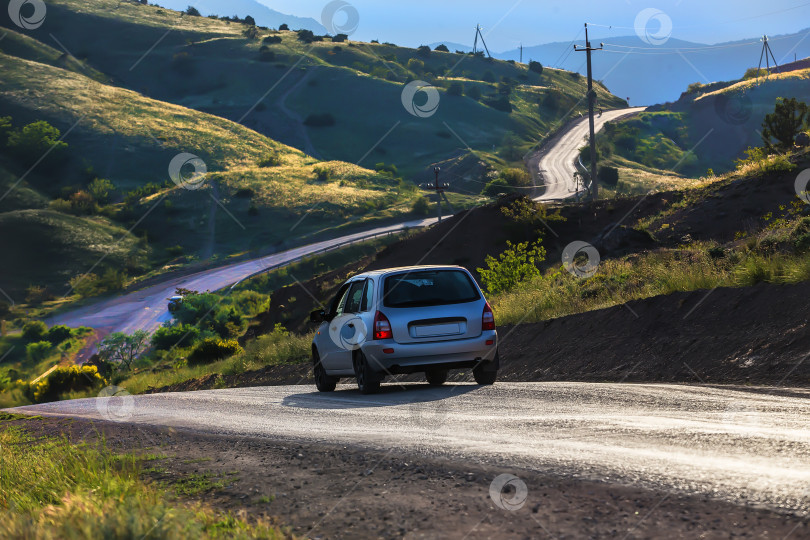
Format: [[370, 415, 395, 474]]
[[425, 369, 448, 386], [313, 349, 338, 392], [354, 350, 381, 394]]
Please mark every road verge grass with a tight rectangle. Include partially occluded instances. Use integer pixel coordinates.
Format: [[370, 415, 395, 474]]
[[0, 424, 289, 539]]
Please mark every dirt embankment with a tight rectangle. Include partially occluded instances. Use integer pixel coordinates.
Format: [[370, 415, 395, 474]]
[[7, 415, 806, 540]]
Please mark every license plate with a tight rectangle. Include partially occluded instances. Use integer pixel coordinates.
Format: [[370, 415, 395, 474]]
[[413, 323, 461, 337]]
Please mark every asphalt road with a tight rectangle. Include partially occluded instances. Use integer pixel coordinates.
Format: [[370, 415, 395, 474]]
[[533, 107, 646, 201], [46, 217, 437, 337], [15, 382, 810, 514]]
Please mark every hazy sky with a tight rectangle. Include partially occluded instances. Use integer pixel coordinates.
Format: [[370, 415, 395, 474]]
[[258, 0, 810, 51]]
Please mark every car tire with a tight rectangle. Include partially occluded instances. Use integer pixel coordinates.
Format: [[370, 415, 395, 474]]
[[313, 349, 338, 392], [473, 362, 497, 385], [354, 351, 381, 395], [425, 369, 448, 386]]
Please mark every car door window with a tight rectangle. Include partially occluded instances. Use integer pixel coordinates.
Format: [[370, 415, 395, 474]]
[[360, 279, 374, 312], [330, 283, 351, 318], [344, 280, 365, 314]]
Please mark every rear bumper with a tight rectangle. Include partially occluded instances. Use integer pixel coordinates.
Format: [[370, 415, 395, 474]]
[[361, 331, 498, 374]]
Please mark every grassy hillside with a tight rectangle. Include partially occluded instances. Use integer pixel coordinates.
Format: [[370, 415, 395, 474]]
[[9, 0, 627, 178], [593, 69, 810, 192]]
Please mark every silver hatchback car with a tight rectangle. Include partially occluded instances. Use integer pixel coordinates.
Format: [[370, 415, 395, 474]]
[[310, 265, 499, 394]]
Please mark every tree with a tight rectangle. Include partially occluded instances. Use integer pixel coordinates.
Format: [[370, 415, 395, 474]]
[[88, 177, 114, 203], [447, 81, 463, 96], [7, 121, 68, 167], [279, 23, 289, 31], [477, 240, 546, 295], [244, 15, 255, 26], [332, 33, 348, 42], [743, 67, 769, 80], [417, 45, 431, 58], [599, 166, 620, 187], [185, 6, 200, 16], [434, 44, 449, 52], [761, 97, 809, 152], [22, 320, 48, 342], [0, 116, 11, 145], [528, 61, 543, 75], [412, 196, 430, 215], [98, 331, 149, 371], [465, 85, 482, 100], [406, 58, 424, 73]]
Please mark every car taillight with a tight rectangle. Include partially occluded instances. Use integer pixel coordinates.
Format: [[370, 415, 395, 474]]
[[373, 311, 393, 340], [482, 302, 495, 331]]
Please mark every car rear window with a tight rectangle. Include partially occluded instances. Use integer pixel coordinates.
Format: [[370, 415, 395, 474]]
[[383, 270, 480, 308]]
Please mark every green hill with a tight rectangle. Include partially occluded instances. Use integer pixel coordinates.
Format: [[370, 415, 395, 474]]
[[593, 69, 810, 188], [10, 0, 627, 177]]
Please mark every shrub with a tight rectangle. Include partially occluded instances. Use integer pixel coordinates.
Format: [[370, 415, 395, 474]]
[[22, 320, 48, 342], [465, 85, 482, 100], [244, 15, 255, 26], [263, 35, 282, 44], [599, 166, 620, 187], [185, 6, 200, 16], [332, 33, 348, 42], [297, 29, 318, 43], [482, 71, 496, 83], [412, 196, 430, 215], [447, 82, 463, 96], [188, 338, 242, 366], [406, 58, 424, 73], [258, 48, 275, 61], [257, 152, 281, 167], [417, 45, 431, 58], [313, 166, 331, 181], [483, 95, 512, 113], [279, 23, 289, 31], [528, 61, 543, 75], [304, 113, 336, 127], [26, 365, 105, 403], [434, 44, 449, 52], [478, 240, 546, 295], [0, 116, 11, 145], [743, 68, 769, 80], [88, 178, 114, 203], [25, 341, 51, 362], [7, 121, 68, 168], [151, 324, 200, 350], [792, 217, 810, 253], [47, 325, 73, 345], [24, 285, 51, 305], [244, 25, 259, 40]]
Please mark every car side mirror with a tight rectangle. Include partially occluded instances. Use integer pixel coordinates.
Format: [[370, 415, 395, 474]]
[[310, 309, 326, 323]]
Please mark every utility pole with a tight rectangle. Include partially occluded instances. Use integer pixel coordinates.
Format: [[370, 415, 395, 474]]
[[757, 35, 780, 79], [472, 25, 492, 58], [419, 167, 450, 222], [574, 23, 603, 202], [519, 43, 523, 63]]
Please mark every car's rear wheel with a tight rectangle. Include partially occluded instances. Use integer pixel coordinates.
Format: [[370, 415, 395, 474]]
[[425, 369, 448, 386], [473, 355, 498, 385], [313, 349, 338, 392], [354, 350, 381, 394]]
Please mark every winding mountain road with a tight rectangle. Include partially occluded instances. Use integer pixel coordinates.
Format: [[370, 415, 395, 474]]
[[532, 107, 646, 201], [13, 382, 810, 515]]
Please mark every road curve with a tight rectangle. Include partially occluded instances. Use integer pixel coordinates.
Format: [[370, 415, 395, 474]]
[[13, 382, 810, 514], [47, 217, 438, 337], [533, 107, 646, 201]]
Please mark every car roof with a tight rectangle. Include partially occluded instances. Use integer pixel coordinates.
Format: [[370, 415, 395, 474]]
[[350, 265, 467, 280]]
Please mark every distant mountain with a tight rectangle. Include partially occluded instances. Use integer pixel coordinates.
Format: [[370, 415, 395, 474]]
[[152, 0, 326, 33], [497, 29, 810, 106]]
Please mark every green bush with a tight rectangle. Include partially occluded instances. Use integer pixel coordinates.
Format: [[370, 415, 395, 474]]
[[151, 324, 200, 351], [313, 166, 331, 181], [792, 217, 810, 253], [465, 85, 482, 100], [478, 240, 546, 295], [599, 166, 620, 187], [6, 120, 68, 168], [25, 341, 52, 362], [47, 325, 73, 345], [528, 61, 543, 75], [188, 338, 243, 366], [412, 196, 430, 215], [0, 116, 11, 145], [263, 35, 282, 44], [257, 152, 281, 167], [22, 320, 48, 342], [26, 365, 105, 403]]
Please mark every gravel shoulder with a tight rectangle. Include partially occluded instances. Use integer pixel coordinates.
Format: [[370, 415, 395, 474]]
[[6, 414, 806, 539]]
